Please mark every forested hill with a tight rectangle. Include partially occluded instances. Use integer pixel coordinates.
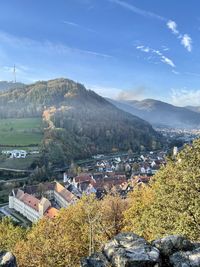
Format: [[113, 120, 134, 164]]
[[0, 78, 162, 164], [107, 98, 200, 129], [0, 81, 24, 93]]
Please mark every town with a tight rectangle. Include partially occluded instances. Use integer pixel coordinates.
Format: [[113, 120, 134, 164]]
[[1, 125, 197, 226], [0, 148, 170, 225]]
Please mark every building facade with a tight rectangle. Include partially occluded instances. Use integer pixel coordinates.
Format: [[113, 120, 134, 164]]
[[9, 182, 77, 222]]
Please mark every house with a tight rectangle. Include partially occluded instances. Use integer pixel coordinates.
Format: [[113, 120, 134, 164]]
[[131, 176, 151, 187], [2, 150, 27, 159], [9, 189, 57, 222], [54, 182, 77, 208]]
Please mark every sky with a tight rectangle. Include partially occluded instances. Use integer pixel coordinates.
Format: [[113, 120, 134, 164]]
[[0, 0, 200, 106]]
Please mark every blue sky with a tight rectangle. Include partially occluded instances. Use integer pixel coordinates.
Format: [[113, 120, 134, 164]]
[[0, 0, 200, 106]]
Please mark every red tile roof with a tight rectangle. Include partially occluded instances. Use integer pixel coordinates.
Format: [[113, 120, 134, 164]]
[[45, 207, 59, 219], [54, 182, 76, 203], [74, 174, 94, 183], [17, 191, 40, 211]]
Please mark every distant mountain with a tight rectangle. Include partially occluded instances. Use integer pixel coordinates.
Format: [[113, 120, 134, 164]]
[[107, 98, 200, 128], [185, 105, 200, 113], [0, 78, 162, 165], [0, 81, 24, 92]]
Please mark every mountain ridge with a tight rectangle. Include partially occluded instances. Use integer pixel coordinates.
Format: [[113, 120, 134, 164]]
[[107, 98, 200, 128], [0, 81, 24, 92]]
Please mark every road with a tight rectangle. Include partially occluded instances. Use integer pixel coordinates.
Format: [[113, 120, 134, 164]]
[[0, 167, 33, 173], [0, 177, 29, 183]]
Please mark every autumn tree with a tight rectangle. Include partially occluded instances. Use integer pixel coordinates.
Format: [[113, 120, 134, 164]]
[[124, 140, 200, 241], [0, 217, 26, 252], [99, 194, 129, 238], [14, 195, 110, 266]]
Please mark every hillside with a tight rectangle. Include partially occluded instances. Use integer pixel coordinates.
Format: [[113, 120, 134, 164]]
[[107, 98, 200, 128], [185, 105, 200, 113], [0, 81, 24, 93], [0, 78, 162, 165]]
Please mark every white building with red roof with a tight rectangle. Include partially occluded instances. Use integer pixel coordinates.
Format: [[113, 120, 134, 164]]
[[9, 181, 77, 222]]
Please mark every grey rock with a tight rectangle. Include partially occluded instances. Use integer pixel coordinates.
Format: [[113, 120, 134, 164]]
[[193, 243, 200, 249], [80, 233, 200, 267], [152, 235, 194, 257], [170, 247, 200, 267], [103, 233, 161, 267], [80, 252, 110, 267], [0, 252, 17, 267]]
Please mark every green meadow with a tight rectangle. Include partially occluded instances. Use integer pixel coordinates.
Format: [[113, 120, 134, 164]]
[[0, 118, 43, 147]]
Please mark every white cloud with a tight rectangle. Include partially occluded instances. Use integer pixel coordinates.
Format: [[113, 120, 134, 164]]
[[161, 56, 175, 67], [170, 88, 200, 106], [87, 84, 122, 98], [136, 45, 150, 53], [117, 86, 146, 101], [110, 0, 193, 53], [63, 21, 79, 27], [181, 34, 192, 52], [166, 20, 192, 52], [109, 0, 165, 21], [63, 20, 97, 33], [162, 46, 170, 51], [172, 70, 180, 75], [167, 20, 179, 35], [0, 31, 111, 59], [154, 50, 162, 56], [136, 45, 175, 68]]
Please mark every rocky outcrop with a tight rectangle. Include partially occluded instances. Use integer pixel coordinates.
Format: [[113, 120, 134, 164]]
[[170, 248, 200, 267], [0, 252, 17, 267], [81, 252, 110, 267], [152, 235, 194, 257], [80, 233, 200, 267]]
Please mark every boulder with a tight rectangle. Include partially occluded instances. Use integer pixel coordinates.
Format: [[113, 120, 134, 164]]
[[103, 232, 161, 267], [152, 235, 194, 257], [80, 252, 110, 267], [0, 252, 17, 267], [170, 247, 200, 267], [80, 233, 200, 267]]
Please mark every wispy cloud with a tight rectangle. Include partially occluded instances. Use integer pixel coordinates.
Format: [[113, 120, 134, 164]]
[[160, 56, 175, 67], [172, 70, 180, 75], [185, 72, 200, 78], [0, 31, 111, 59], [167, 20, 179, 35], [117, 86, 146, 101], [181, 34, 192, 52], [109, 0, 165, 21], [136, 45, 175, 68], [109, 0, 192, 52], [162, 46, 170, 51], [0, 64, 34, 82], [167, 20, 192, 52], [63, 20, 97, 33], [170, 88, 200, 106], [88, 84, 122, 98]]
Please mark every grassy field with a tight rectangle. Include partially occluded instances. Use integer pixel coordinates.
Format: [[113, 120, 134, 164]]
[[0, 118, 43, 146], [0, 154, 39, 170]]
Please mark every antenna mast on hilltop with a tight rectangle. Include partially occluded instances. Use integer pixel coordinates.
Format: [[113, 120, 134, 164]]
[[13, 64, 16, 83]]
